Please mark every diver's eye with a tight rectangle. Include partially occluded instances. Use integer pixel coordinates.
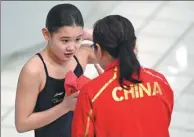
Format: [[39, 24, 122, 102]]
[[61, 39, 69, 43], [76, 38, 81, 42]]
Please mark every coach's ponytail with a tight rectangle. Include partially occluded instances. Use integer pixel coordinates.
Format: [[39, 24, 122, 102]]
[[118, 38, 141, 88]]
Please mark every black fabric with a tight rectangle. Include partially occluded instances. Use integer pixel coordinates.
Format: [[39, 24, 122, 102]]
[[34, 53, 83, 137]]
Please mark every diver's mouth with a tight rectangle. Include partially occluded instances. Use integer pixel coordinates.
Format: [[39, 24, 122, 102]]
[[64, 53, 74, 57]]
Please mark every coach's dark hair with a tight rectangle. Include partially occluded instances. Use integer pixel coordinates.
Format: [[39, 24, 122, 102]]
[[46, 3, 84, 34], [93, 15, 141, 88]]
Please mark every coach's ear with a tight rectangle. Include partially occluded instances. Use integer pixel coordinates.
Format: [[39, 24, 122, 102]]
[[95, 43, 103, 61]]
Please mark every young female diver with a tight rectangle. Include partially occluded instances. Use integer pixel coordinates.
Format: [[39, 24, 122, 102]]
[[15, 3, 103, 137]]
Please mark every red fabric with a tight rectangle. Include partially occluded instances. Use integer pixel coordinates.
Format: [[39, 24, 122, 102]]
[[64, 71, 91, 96], [72, 60, 174, 137]]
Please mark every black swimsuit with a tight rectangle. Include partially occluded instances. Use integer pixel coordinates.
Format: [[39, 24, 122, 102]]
[[34, 53, 83, 137]]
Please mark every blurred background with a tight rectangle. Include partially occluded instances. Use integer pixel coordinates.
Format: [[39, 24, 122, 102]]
[[1, 1, 194, 137]]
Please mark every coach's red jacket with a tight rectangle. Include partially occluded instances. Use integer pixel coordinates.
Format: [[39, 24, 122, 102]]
[[72, 60, 174, 137]]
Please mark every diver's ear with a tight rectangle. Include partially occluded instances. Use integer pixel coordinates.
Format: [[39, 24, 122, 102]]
[[42, 28, 51, 40]]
